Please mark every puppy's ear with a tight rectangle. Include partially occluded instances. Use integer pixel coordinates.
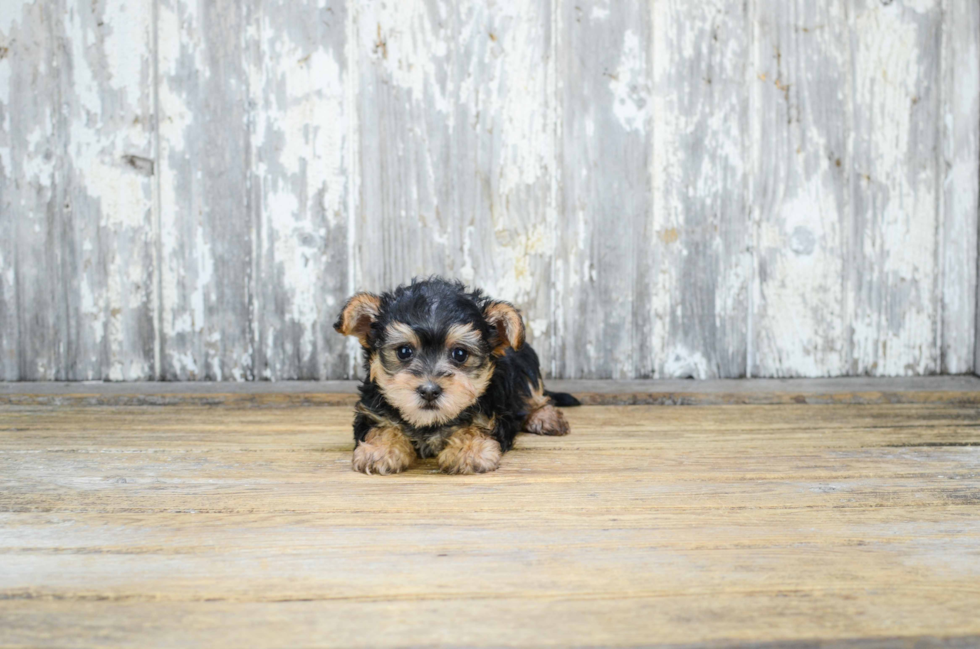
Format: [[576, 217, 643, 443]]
[[334, 293, 381, 347], [484, 301, 525, 355]]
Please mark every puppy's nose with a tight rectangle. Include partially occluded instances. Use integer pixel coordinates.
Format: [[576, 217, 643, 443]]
[[417, 382, 442, 403]]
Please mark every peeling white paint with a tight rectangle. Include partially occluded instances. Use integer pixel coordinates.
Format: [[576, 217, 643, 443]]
[[364, 0, 451, 115], [851, 1, 939, 375], [1, 0, 975, 380], [610, 29, 649, 134], [662, 346, 710, 380]]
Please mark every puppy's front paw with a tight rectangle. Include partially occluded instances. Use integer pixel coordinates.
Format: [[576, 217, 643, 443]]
[[438, 427, 501, 474], [523, 404, 570, 436], [352, 427, 416, 475]]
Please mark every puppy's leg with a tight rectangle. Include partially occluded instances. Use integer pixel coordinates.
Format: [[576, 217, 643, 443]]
[[438, 421, 501, 475], [352, 425, 416, 475], [522, 380, 570, 436], [523, 404, 570, 436]]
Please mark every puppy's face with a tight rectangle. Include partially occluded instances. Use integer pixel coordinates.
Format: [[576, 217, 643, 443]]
[[335, 282, 525, 427]]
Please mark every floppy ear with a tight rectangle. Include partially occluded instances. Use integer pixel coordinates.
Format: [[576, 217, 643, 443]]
[[484, 301, 525, 355], [333, 293, 381, 347]]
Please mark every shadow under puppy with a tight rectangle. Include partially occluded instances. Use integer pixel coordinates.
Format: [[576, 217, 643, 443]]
[[334, 278, 580, 475]]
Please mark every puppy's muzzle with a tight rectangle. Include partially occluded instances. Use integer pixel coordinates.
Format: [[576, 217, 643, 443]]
[[417, 381, 443, 404]]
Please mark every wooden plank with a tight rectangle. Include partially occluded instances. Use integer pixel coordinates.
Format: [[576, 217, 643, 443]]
[[246, 0, 350, 380], [353, 0, 556, 372], [940, 0, 979, 374], [0, 604, 977, 649], [555, 0, 651, 379], [353, 0, 456, 288], [650, 0, 751, 379], [0, 5, 22, 380], [750, 1, 849, 377], [1, 402, 979, 647], [0, 0, 156, 381], [848, 0, 943, 376], [2, 376, 980, 407], [156, 0, 253, 380], [0, 1, 69, 381], [64, 0, 158, 381]]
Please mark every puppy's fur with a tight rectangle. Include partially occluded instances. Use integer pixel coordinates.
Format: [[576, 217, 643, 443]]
[[334, 278, 579, 475]]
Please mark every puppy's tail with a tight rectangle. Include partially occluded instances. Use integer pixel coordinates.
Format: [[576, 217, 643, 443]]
[[545, 390, 582, 407]]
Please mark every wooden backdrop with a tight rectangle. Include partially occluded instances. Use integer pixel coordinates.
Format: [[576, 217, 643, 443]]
[[1, 0, 978, 381]]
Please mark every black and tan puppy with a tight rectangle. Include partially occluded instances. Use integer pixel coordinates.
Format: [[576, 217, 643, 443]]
[[334, 278, 579, 475]]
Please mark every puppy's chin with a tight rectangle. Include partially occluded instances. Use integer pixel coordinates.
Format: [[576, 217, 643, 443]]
[[379, 383, 472, 427], [401, 400, 460, 427]]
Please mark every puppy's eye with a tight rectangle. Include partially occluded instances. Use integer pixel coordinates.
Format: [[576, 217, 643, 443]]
[[396, 345, 414, 361], [450, 347, 469, 363]]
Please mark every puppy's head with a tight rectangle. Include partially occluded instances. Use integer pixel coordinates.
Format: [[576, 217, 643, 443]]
[[334, 278, 525, 427]]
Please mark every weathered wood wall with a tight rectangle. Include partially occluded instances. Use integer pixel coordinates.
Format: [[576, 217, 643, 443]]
[[1, 0, 977, 381]]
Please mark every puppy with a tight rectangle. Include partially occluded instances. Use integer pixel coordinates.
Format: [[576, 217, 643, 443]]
[[334, 278, 579, 475]]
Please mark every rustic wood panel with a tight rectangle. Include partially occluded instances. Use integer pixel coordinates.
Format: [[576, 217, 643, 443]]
[[246, 0, 350, 380], [942, 0, 979, 375], [3, 375, 980, 408], [750, 1, 850, 377], [157, 0, 254, 380], [848, 0, 944, 376], [1, 0, 978, 380], [0, 1, 70, 381], [650, 0, 751, 379], [354, 0, 456, 293], [2, 400, 980, 646], [0, 1, 64, 381], [0, 0, 156, 381], [554, 0, 651, 379]]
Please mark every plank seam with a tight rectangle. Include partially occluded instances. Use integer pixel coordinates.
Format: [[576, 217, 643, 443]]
[[937, 0, 948, 373], [345, 0, 360, 380], [746, 0, 759, 379], [246, 0, 260, 381], [151, 0, 163, 381], [549, 0, 561, 379]]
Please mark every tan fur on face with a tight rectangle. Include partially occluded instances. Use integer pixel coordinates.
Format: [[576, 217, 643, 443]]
[[384, 322, 420, 349], [371, 351, 494, 428], [334, 293, 381, 347], [523, 379, 570, 436], [370, 353, 433, 425], [484, 302, 525, 355], [352, 426, 416, 475], [444, 323, 484, 354], [438, 420, 501, 474]]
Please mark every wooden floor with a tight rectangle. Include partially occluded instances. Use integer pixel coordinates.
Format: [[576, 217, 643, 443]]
[[2, 385, 980, 647]]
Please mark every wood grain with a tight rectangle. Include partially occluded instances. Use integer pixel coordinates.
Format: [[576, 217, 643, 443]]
[[750, 0, 849, 377], [1, 399, 979, 647], [0, 0, 67, 381], [651, 0, 751, 380], [0, 0, 157, 381], [848, 0, 943, 376], [4, 376, 980, 407], [246, 0, 351, 380], [941, 0, 980, 375], [157, 0, 254, 380], [555, 0, 651, 379]]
